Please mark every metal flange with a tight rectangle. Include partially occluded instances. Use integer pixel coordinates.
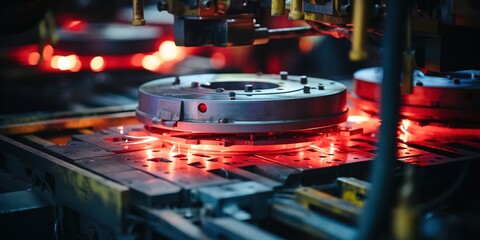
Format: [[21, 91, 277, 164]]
[[137, 73, 348, 133]]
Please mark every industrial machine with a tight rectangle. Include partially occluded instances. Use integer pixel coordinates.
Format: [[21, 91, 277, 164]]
[[1, 0, 480, 239]]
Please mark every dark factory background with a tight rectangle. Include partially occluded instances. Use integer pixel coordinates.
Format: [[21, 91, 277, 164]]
[[1, 1, 480, 240]]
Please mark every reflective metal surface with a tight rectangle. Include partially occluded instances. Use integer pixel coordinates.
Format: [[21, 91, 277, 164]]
[[353, 67, 480, 124], [137, 73, 348, 133]]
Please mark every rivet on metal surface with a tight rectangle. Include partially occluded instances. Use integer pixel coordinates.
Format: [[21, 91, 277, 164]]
[[152, 117, 161, 125], [244, 84, 253, 92], [300, 76, 308, 84], [318, 84, 325, 90], [218, 118, 229, 123], [229, 91, 236, 100], [201, 0, 212, 9], [157, 2, 168, 11], [304, 85, 311, 93], [173, 76, 181, 85], [415, 81, 423, 86], [280, 71, 288, 80]]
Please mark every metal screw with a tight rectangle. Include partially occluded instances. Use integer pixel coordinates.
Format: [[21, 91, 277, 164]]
[[300, 76, 308, 84], [244, 84, 253, 92], [340, 3, 352, 15], [318, 83, 325, 90], [173, 76, 180, 85], [280, 71, 288, 80], [152, 117, 161, 125], [201, 0, 212, 9], [453, 78, 461, 84], [191, 82, 199, 88], [415, 81, 423, 86], [303, 85, 311, 93], [157, 1, 168, 11], [218, 118, 229, 123]]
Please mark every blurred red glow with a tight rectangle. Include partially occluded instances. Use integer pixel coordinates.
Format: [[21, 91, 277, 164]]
[[65, 20, 86, 32], [90, 56, 105, 72], [142, 55, 162, 71], [347, 115, 371, 124], [27, 52, 40, 65], [131, 53, 145, 67], [210, 52, 226, 68], [158, 41, 185, 62], [42, 44, 54, 61]]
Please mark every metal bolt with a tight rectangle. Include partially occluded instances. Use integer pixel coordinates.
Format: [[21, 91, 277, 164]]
[[244, 84, 253, 92], [191, 82, 199, 88], [152, 117, 161, 125], [415, 81, 423, 86], [173, 76, 180, 85], [303, 85, 311, 93], [157, 2, 168, 11], [300, 76, 308, 84], [340, 3, 352, 15], [318, 83, 325, 90], [453, 78, 460, 84], [218, 118, 229, 123], [216, 88, 224, 92], [201, 0, 212, 9], [280, 71, 288, 80]]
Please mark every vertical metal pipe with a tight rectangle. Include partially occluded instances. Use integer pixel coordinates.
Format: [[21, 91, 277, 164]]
[[402, 14, 415, 94], [356, 0, 408, 239], [289, 0, 304, 20], [271, 0, 286, 16], [349, 0, 369, 61], [132, 0, 146, 26]]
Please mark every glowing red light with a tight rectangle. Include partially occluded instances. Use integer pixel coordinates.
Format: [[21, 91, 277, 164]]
[[51, 55, 79, 71], [142, 55, 162, 71], [158, 41, 185, 62], [27, 52, 40, 65], [210, 52, 226, 68], [42, 44, 54, 61], [347, 115, 371, 124], [65, 20, 86, 31], [299, 37, 316, 53], [90, 56, 105, 72], [198, 103, 208, 113], [131, 53, 145, 67]]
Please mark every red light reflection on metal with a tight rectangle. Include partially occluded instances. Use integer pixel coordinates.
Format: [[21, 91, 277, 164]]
[[347, 115, 371, 124], [399, 119, 412, 143], [64, 20, 86, 32], [123, 135, 160, 145]]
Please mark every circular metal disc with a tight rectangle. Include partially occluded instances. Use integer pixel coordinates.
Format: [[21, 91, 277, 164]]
[[353, 67, 480, 123], [137, 73, 348, 133]]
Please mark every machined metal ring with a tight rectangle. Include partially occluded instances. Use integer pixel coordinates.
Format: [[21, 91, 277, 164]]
[[137, 73, 348, 133]]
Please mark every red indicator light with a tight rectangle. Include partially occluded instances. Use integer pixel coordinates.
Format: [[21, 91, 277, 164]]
[[198, 103, 208, 113]]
